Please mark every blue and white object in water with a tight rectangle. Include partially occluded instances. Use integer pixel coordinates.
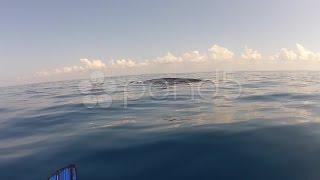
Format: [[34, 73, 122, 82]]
[[48, 165, 77, 180]]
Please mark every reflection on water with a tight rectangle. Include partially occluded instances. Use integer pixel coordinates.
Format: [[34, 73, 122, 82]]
[[1, 72, 320, 179]]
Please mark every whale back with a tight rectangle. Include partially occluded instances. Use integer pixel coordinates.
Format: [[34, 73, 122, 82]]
[[143, 78, 202, 85]]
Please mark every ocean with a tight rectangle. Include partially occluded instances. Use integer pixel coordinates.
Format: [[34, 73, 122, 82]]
[[1, 71, 320, 179]]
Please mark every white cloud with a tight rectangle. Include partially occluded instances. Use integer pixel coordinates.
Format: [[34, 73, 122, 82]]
[[271, 44, 320, 61], [296, 43, 320, 61], [153, 52, 183, 64], [241, 47, 262, 60], [80, 59, 106, 69], [278, 48, 298, 61], [182, 50, 207, 62], [62, 66, 85, 73], [35, 59, 106, 77], [270, 48, 296, 61], [208, 45, 234, 60], [112, 59, 140, 67], [35, 70, 50, 77]]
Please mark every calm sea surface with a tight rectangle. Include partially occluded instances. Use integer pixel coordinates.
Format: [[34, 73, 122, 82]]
[[1, 72, 320, 179]]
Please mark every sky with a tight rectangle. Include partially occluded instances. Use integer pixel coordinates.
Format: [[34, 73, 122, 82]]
[[1, 0, 320, 86]]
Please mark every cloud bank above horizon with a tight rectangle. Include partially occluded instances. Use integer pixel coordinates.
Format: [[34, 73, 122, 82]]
[[22, 43, 320, 84]]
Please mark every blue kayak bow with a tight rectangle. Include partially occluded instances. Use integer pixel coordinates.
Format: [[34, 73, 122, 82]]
[[48, 165, 77, 180]]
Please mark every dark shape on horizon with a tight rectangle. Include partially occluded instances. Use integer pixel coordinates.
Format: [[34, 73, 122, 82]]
[[143, 78, 203, 85]]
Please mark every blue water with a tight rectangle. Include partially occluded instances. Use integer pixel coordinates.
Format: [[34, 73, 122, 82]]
[[1, 72, 320, 179]]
